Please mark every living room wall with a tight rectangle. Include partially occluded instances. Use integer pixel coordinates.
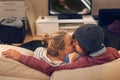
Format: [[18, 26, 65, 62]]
[[25, 0, 120, 36], [92, 0, 120, 16], [38, 0, 120, 16]]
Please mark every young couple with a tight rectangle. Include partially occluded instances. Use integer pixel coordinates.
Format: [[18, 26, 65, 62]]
[[2, 24, 120, 76]]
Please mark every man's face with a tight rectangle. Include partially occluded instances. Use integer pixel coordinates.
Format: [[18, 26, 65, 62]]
[[72, 39, 85, 55]]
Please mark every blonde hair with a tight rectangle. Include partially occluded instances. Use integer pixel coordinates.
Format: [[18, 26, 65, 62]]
[[42, 30, 68, 57]]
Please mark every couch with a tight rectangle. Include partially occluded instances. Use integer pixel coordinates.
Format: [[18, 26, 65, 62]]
[[0, 44, 49, 80], [0, 44, 120, 80]]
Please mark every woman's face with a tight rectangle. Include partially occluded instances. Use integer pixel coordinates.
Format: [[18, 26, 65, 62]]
[[62, 34, 74, 55]]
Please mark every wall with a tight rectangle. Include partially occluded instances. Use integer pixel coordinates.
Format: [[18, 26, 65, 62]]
[[32, 0, 120, 15], [32, 0, 48, 17], [25, 0, 120, 36], [38, 0, 120, 16], [25, 0, 48, 36], [92, 0, 120, 16]]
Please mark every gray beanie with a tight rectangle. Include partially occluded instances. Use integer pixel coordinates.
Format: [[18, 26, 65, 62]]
[[73, 24, 104, 53]]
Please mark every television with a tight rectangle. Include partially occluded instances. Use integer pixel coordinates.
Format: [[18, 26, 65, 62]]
[[48, 0, 92, 19]]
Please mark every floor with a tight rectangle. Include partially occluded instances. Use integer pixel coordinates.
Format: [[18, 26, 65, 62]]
[[12, 29, 43, 46], [24, 29, 43, 43]]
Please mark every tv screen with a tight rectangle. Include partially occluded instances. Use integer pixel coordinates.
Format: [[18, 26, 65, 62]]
[[49, 0, 92, 19]]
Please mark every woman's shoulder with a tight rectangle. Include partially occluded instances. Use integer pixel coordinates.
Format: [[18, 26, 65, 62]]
[[36, 47, 46, 50], [33, 47, 47, 59], [35, 47, 46, 52]]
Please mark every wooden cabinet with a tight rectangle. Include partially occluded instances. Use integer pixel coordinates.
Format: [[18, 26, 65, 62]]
[[36, 15, 97, 36]]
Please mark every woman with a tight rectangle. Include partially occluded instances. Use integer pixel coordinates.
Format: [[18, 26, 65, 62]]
[[2, 30, 74, 66]]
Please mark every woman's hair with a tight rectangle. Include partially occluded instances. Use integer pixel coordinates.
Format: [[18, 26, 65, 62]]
[[42, 30, 68, 57]]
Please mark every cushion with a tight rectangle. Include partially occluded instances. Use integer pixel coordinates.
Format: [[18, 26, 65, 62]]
[[51, 54, 120, 80], [0, 44, 33, 57], [0, 76, 38, 80], [0, 44, 49, 80]]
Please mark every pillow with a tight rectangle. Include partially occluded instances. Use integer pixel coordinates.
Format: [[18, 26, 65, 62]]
[[0, 76, 40, 80], [50, 58, 120, 80], [0, 44, 49, 80], [0, 44, 33, 57]]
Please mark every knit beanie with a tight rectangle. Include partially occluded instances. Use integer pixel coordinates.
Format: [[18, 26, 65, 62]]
[[73, 24, 104, 53]]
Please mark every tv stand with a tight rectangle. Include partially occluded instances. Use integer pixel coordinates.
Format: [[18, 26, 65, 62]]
[[36, 15, 97, 36], [58, 15, 82, 19]]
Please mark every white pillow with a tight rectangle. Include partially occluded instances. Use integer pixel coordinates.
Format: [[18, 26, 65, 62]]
[[0, 44, 33, 57], [0, 44, 49, 80], [0, 76, 41, 80]]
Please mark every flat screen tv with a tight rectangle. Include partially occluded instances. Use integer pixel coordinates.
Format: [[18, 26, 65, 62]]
[[48, 0, 92, 19]]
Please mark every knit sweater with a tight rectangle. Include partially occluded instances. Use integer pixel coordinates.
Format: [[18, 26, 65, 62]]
[[19, 47, 120, 76]]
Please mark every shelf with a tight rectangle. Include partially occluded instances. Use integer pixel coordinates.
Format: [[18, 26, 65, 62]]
[[59, 23, 83, 29], [36, 15, 97, 36]]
